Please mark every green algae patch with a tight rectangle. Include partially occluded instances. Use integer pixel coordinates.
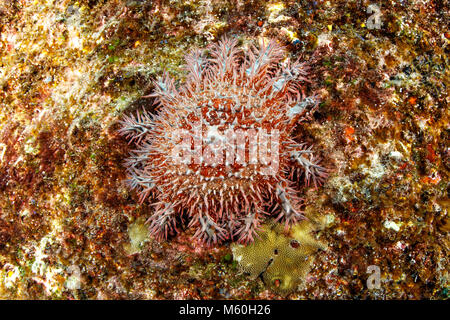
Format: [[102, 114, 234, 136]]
[[124, 217, 150, 255]]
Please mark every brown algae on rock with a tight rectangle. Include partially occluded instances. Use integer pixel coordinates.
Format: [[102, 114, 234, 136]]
[[232, 219, 326, 295]]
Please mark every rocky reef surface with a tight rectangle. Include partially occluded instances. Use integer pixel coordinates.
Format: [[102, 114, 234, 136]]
[[0, 0, 448, 299]]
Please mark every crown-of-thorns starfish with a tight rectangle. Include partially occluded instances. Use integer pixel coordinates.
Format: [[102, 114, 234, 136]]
[[119, 37, 328, 245]]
